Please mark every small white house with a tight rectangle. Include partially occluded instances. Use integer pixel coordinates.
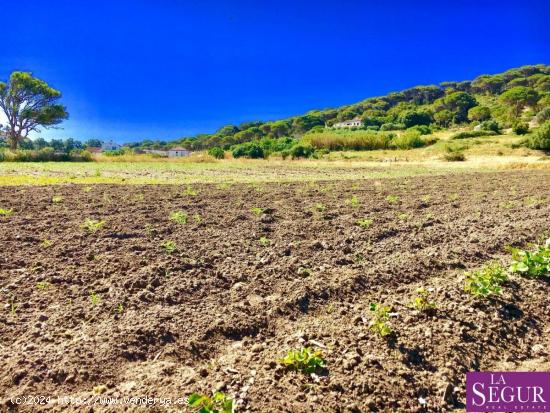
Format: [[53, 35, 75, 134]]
[[101, 140, 122, 151], [332, 118, 362, 128], [168, 147, 190, 157]]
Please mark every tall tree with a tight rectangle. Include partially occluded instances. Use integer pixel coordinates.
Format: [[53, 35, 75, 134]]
[[0, 71, 68, 149]]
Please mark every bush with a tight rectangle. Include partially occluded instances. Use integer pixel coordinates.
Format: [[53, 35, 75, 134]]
[[380, 122, 406, 131], [512, 122, 529, 135], [451, 130, 497, 139], [0, 148, 92, 162], [208, 147, 225, 159], [390, 131, 425, 149], [443, 151, 466, 161], [231, 142, 265, 159], [400, 110, 432, 128], [407, 125, 432, 135], [289, 143, 315, 159], [535, 107, 550, 124], [527, 120, 550, 150], [479, 120, 500, 133]]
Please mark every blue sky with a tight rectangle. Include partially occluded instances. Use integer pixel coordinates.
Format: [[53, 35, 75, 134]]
[[1, 0, 549, 143]]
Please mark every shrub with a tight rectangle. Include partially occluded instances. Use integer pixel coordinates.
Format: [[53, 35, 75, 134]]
[[443, 151, 466, 162], [390, 130, 425, 149], [535, 107, 550, 124], [280, 347, 326, 374], [400, 110, 433, 128], [407, 124, 432, 135], [0, 148, 92, 162], [451, 130, 497, 139], [290, 143, 315, 159], [479, 120, 501, 133], [208, 147, 225, 159], [380, 122, 406, 131], [512, 122, 529, 135], [527, 120, 550, 150], [231, 142, 265, 159]]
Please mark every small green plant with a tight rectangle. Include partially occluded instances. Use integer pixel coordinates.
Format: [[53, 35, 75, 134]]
[[259, 236, 270, 247], [161, 240, 177, 254], [82, 219, 105, 233], [386, 195, 399, 204], [41, 239, 53, 248], [170, 211, 188, 224], [408, 287, 437, 312], [500, 201, 516, 209], [464, 262, 507, 298], [193, 214, 202, 223], [90, 292, 100, 306], [348, 195, 360, 207], [420, 195, 431, 203], [117, 303, 124, 314], [280, 347, 326, 374], [36, 281, 49, 290], [509, 242, 549, 278], [397, 212, 410, 221], [313, 203, 326, 212], [0, 208, 13, 218], [51, 196, 64, 204], [187, 392, 234, 413], [250, 207, 264, 215], [83, 186, 92, 193], [356, 218, 373, 228], [8, 294, 17, 315], [369, 303, 393, 337], [184, 186, 198, 196], [449, 193, 459, 201]]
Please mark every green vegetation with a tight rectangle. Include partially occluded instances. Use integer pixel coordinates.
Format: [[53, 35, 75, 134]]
[[184, 186, 199, 196], [82, 219, 105, 233], [451, 130, 497, 139], [464, 262, 507, 298], [386, 195, 399, 204], [259, 236, 270, 247], [51, 195, 64, 204], [187, 392, 234, 413], [250, 207, 264, 215], [161, 240, 177, 254], [408, 287, 437, 312], [208, 147, 225, 159], [170, 211, 188, 224], [509, 242, 549, 278], [0, 208, 13, 218], [527, 120, 550, 150], [90, 292, 100, 306], [356, 218, 373, 228], [368, 303, 393, 337], [280, 347, 326, 374]]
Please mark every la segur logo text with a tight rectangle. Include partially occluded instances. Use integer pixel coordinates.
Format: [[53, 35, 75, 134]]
[[467, 372, 550, 412]]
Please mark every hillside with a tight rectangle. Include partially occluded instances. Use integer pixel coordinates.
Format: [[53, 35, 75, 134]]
[[128, 64, 550, 153]]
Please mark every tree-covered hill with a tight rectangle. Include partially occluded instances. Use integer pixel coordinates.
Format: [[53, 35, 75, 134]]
[[129, 64, 550, 152]]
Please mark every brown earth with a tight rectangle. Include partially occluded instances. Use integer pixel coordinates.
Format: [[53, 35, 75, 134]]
[[0, 170, 549, 413]]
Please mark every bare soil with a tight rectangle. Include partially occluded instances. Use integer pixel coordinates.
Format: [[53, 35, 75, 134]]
[[1, 170, 549, 412]]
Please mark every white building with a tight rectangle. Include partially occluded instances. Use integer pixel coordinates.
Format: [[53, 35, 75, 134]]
[[101, 140, 122, 151], [332, 118, 363, 128], [168, 147, 190, 157]]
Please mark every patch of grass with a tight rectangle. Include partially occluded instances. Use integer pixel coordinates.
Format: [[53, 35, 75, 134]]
[[464, 262, 507, 298], [187, 392, 234, 413], [250, 207, 264, 216], [347, 195, 360, 207], [509, 242, 549, 278], [280, 347, 326, 374], [313, 203, 326, 212], [184, 186, 199, 196], [82, 219, 105, 233], [259, 236, 270, 247], [51, 195, 64, 204], [386, 195, 399, 204], [170, 211, 188, 224]]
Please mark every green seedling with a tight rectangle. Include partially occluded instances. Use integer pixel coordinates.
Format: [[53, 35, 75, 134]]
[[51, 196, 64, 204], [259, 236, 270, 247], [369, 303, 393, 337], [251, 207, 264, 215], [184, 186, 198, 196], [297, 267, 313, 277], [509, 242, 549, 278], [161, 240, 177, 254], [348, 195, 360, 207], [280, 347, 326, 374], [36, 281, 49, 290], [170, 211, 188, 224], [117, 303, 124, 314], [500, 201, 516, 209], [397, 212, 410, 222], [464, 262, 507, 298], [420, 195, 431, 203], [0, 208, 13, 218], [408, 287, 437, 312], [82, 219, 105, 233], [41, 239, 53, 248], [313, 203, 326, 212], [386, 195, 399, 204], [356, 218, 373, 228], [449, 193, 459, 201], [90, 292, 100, 306], [193, 214, 202, 223], [187, 392, 234, 413]]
